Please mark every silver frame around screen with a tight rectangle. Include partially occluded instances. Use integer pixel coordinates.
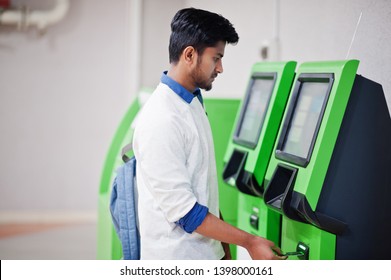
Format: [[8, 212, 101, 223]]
[[275, 73, 334, 167], [233, 72, 277, 149]]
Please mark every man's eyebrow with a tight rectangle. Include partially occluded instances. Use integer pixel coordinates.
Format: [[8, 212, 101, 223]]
[[217, 53, 224, 58]]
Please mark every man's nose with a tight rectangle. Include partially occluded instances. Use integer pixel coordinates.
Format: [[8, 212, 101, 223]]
[[216, 60, 223, 74]]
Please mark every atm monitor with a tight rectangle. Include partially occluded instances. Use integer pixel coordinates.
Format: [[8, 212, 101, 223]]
[[234, 73, 276, 149], [276, 73, 334, 166]]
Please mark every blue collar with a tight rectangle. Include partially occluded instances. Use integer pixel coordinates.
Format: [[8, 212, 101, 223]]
[[161, 71, 203, 106]]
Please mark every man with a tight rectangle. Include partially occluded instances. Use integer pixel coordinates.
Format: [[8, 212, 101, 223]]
[[133, 7, 285, 260]]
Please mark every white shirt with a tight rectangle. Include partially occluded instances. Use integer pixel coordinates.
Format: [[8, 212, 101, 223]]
[[133, 82, 224, 260]]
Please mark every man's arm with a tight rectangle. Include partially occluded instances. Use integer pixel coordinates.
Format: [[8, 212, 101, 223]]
[[196, 212, 286, 260]]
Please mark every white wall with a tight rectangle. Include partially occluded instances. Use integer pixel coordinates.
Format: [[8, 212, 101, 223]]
[[140, 0, 184, 88], [0, 0, 133, 221], [142, 0, 391, 110], [279, 0, 391, 110], [0, 0, 390, 222]]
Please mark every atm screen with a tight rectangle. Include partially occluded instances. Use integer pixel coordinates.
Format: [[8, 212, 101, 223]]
[[234, 73, 276, 149], [276, 74, 333, 166]]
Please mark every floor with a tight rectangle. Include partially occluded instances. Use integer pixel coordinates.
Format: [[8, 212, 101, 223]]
[[0, 222, 97, 259]]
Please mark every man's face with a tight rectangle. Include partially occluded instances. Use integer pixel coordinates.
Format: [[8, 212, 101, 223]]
[[191, 41, 226, 91]]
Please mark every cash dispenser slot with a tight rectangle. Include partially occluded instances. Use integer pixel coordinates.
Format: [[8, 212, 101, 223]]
[[264, 164, 347, 235], [223, 149, 263, 197]]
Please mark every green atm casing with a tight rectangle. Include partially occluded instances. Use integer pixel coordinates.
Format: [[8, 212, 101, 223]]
[[264, 60, 391, 259], [97, 97, 141, 259], [204, 98, 241, 259], [222, 61, 296, 257]]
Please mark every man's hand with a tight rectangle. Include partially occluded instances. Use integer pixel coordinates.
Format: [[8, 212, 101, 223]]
[[245, 235, 287, 260], [195, 212, 286, 260]]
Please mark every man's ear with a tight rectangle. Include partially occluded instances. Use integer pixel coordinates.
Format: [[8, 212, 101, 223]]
[[183, 46, 197, 65]]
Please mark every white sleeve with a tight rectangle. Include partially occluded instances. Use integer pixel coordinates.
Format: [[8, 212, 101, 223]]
[[133, 112, 197, 223]]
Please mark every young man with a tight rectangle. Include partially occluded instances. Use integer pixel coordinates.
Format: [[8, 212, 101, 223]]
[[133, 7, 285, 260]]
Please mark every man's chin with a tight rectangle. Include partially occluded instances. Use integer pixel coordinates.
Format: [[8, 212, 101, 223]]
[[196, 81, 213, 91], [202, 83, 213, 91], [204, 86, 212, 91]]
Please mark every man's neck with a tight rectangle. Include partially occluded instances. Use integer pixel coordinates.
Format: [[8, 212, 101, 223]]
[[167, 66, 196, 93]]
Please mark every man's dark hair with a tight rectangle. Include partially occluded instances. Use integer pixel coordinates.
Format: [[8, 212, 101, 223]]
[[169, 8, 239, 64]]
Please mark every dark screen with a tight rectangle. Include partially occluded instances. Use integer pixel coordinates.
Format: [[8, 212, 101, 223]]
[[235, 76, 275, 147], [282, 82, 329, 158]]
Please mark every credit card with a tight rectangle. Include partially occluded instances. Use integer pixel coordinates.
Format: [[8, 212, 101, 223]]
[[283, 251, 304, 256]]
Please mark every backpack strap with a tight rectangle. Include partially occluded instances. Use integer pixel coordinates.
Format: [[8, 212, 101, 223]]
[[121, 142, 133, 163]]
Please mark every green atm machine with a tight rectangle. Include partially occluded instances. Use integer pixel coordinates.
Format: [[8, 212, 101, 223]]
[[263, 60, 391, 259], [222, 61, 296, 259]]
